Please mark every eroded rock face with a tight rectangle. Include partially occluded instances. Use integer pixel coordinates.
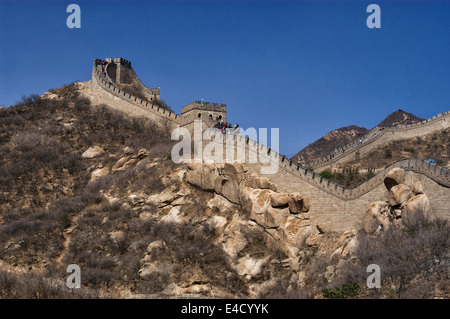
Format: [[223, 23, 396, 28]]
[[185, 162, 313, 260], [279, 216, 311, 258], [363, 201, 389, 233], [185, 163, 244, 204], [402, 194, 431, 223], [240, 187, 310, 231]]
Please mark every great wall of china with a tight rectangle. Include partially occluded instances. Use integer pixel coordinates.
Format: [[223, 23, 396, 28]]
[[86, 57, 449, 232]]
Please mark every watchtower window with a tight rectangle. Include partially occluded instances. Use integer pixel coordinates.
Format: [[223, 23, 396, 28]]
[[218, 115, 222, 120], [198, 113, 202, 118]]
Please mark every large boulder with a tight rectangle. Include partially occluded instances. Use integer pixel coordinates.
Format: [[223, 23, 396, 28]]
[[112, 156, 131, 172], [139, 261, 174, 280], [411, 181, 424, 195], [240, 187, 273, 226], [82, 146, 105, 159], [201, 163, 217, 190], [207, 194, 237, 213], [270, 193, 291, 208], [401, 194, 431, 223], [214, 163, 245, 204], [388, 184, 413, 206], [246, 173, 277, 191], [185, 163, 243, 204], [185, 163, 203, 188], [161, 206, 183, 223], [287, 193, 310, 214], [270, 192, 309, 214], [241, 187, 310, 228], [264, 206, 290, 228], [384, 167, 406, 191], [89, 166, 109, 183], [214, 175, 240, 204], [206, 215, 228, 229]]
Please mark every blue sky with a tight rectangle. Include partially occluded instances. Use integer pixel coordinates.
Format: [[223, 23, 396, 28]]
[[1, 0, 449, 156]]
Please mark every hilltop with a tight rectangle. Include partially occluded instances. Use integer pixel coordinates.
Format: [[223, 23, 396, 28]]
[[377, 109, 424, 128]]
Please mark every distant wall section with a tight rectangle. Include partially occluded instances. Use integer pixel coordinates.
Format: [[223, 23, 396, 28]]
[[311, 112, 450, 171]]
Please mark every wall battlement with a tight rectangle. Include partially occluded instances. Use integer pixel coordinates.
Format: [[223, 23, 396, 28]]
[[181, 101, 227, 114], [92, 60, 180, 124]]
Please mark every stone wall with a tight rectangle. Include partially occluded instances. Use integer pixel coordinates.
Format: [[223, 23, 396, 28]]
[[91, 60, 180, 127]]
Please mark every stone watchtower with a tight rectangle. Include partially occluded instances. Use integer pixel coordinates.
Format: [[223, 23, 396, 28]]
[[180, 101, 227, 136]]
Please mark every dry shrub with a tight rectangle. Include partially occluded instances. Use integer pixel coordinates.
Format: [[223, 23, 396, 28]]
[[339, 209, 449, 299], [0, 269, 98, 299]]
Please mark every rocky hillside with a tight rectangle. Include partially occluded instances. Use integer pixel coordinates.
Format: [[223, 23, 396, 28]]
[[291, 125, 368, 166], [377, 109, 424, 128], [0, 83, 448, 299], [292, 110, 425, 167]]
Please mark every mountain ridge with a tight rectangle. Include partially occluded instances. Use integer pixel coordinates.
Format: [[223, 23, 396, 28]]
[[292, 109, 425, 166]]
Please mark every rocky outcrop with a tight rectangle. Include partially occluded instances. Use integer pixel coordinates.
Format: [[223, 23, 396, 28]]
[[185, 162, 313, 261], [388, 184, 413, 206], [185, 163, 244, 204], [127, 161, 316, 292], [363, 168, 431, 232]]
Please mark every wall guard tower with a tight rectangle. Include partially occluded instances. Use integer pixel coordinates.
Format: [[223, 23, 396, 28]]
[[181, 101, 227, 136]]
